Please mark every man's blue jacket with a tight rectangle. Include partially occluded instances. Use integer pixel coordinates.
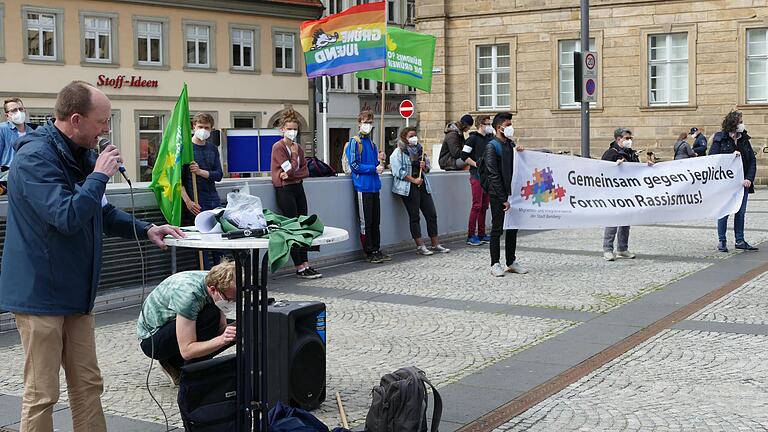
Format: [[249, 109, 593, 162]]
[[0, 122, 149, 315]]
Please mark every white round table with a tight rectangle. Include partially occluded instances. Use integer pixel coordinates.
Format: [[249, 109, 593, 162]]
[[164, 226, 347, 431]]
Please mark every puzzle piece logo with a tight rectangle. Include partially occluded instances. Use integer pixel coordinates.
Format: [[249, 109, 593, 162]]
[[520, 167, 567, 206]]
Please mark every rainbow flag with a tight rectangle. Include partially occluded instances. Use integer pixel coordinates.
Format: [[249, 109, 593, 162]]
[[300, 2, 386, 78]]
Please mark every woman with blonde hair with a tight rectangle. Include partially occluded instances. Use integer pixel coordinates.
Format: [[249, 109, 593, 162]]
[[270, 110, 322, 278]]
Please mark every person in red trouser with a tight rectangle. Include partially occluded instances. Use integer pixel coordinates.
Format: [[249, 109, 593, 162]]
[[461, 114, 492, 245]]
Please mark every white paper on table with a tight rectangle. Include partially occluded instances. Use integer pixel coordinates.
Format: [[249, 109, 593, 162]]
[[194, 209, 224, 233]]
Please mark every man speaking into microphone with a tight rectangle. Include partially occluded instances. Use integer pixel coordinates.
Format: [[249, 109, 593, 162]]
[[0, 80, 184, 431]]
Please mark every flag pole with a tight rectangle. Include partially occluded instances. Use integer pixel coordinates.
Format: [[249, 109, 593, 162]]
[[322, 75, 329, 163], [379, 4, 388, 167], [191, 172, 204, 270]]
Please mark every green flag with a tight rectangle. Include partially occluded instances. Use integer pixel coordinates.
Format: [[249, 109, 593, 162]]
[[148, 84, 194, 226], [355, 27, 436, 92]]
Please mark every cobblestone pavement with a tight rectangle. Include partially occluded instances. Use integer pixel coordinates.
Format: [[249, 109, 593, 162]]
[[495, 329, 768, 431], [496, 268, 768, 432], [2, 192, 768, 430]]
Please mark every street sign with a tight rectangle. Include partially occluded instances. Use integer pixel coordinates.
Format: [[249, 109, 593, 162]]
[[399, 99, 414, 119], [574, 51, 598, 102]]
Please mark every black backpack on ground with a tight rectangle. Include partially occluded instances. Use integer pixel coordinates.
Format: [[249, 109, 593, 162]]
[[365, 366, 442, 432], [178, 354, 237, 431], [306, 156, 336, 177]]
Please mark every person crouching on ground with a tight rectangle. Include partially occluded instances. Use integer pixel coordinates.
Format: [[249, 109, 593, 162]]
[[271, 109, 322, 279], [137, 260, 238, 385], [601, 128, 641, 261], [390, 127, 451, 256], [485, 112, 528, 277]]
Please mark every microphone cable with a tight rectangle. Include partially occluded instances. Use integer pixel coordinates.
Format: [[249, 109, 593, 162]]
[[124, 176, 171, 431]]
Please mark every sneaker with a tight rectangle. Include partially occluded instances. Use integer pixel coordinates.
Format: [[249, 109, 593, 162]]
[[296, 268, 322, 279], [367, 253, 384, 264], [379, 251, 392, 261], [466, 236, 482, 246], [603, 251, 615, 261], [416, 245, 434, 256], [490, 263, 505, 277], [615, 250, 636, 259], [735, 241, 758, 251], [480, 235, 491, 244], [717, 241, 728, 252], [430, 244, 451, 253], [158, 360, 181, 386], [305, 267, 323, 278], [506, 261, 529, 274]]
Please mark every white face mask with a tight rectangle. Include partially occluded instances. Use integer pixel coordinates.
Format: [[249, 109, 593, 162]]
[[194, 128, 211, 141], [10, 111, 26, 125], [214, 291, 236, 314], [284, 129, 298, 141], [484, 125, 494, 135], [503, 125, 515, 139], [622, 139, 633, 149], [737, 123, 745, 133], [360, 123, 373, 135], [407, 136, 418, 146]]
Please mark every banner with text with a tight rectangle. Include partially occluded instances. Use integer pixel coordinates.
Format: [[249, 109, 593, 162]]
[[505, 151, 745, 230]]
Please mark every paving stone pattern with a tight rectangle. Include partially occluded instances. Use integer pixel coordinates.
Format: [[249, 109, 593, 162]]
[[496, 330, 768, 431], [690, 270, 768, 325], [0, 297, 574, 429]]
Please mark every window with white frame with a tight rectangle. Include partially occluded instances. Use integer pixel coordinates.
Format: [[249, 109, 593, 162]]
[[384, 82, 395, 91], [186, 25, 210, 67], [232, 28, 254, 70], [356, 0, 370, 5], [328, 0, 344, 15], [558, 38, 596, 108], [476, 44, 510, 110], [648, 33, 688, 105], [137, 21, 162, 65], [407, 85, 416, 92], [84, 16, 111, 63], [275, 32, 295, 72], [747, 28, 768, 103], [358, 78, 373, 91], [27, 12, 57, 59], [139, 114, 165, 182], [329, 75, 344, 90], [406, 0, 415, 25]]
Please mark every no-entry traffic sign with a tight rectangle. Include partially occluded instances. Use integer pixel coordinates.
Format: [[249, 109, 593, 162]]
[[399, 99, 414, 119]]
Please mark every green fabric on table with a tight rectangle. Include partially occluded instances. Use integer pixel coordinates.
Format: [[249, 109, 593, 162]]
[[263, 209, 324, 272]]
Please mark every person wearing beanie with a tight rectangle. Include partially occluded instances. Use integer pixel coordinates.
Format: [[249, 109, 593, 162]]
[[438, 113, 472, 170]]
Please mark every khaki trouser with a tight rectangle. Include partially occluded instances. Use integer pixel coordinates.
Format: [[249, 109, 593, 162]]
[[15, 313, 106, 432]]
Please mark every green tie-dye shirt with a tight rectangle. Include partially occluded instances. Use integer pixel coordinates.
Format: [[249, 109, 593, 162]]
[[136, 271, 213, 340]]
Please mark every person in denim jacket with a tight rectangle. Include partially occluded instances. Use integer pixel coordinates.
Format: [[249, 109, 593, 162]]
[[390, 127, 450, 256]]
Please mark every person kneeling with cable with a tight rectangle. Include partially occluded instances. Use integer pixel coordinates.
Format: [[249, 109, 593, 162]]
[[136, 260, 237, 385]]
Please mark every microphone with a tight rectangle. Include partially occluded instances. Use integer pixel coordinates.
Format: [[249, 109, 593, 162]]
[[98, 137, 131, 185]]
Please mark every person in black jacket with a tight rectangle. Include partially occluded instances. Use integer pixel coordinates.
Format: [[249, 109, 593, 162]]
[[485, 112, 528, 277], [601, 128, 640, 261], [709, 111, 758, 252], [461, 114, 492, 246], [690, 127, 708, 157]]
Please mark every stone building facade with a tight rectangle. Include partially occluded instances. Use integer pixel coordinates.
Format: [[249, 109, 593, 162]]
[[416, 0, 768, 181]]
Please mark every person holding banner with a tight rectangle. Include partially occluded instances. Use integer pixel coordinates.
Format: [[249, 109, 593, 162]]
[[390, 127, 450, 256], [347, 110, 390, 264], [271, 109, 322, 279], [601, 128, 640, 261], [485, 112, 528, 277], [709, 111, 758, 252], [462, 115, 493, 246]]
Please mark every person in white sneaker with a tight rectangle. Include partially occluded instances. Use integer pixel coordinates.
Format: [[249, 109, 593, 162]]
[[390, 127, 451, 256], [601, 128, 640, 261], [485, 113, 528, 276]]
